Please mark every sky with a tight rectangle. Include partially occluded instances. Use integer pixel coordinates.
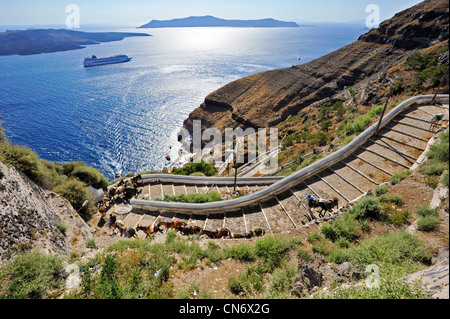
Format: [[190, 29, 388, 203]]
[[0, 0, 424, 27]]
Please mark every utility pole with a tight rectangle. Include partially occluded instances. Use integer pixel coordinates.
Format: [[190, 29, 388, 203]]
[[233, 151, 238, 193], [375, 86, 394, 137]]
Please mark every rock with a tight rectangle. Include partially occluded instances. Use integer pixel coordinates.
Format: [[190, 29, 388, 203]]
[[337, 262, 364, 282], [432, 247, 449, 265], [302, 265, 324, 290], [405, 256, 449, 299], [0, 161, 93, 263]]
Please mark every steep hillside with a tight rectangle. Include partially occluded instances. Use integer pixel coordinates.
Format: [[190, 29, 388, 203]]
[[0, 162, 93, 262], [183, 0, 449, 137]]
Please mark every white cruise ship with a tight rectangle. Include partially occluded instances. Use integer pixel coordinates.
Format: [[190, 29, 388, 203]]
[[83, 54, 132, 67]]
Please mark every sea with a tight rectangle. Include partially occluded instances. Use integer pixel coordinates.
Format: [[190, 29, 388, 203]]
[[0, 23, 367, 180]]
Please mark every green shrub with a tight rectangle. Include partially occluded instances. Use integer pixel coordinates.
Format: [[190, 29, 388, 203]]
[[224, 244, 256, 262], [0, 143, 44, 185], [228, 274, 253, 296], [427, 132, 449, 163], [390, 170, 412, 185], [349, 196, 382, 220], [312, 238, 334, 256], [86, 239, 98, 249], [297, 249, 311, 262], [416, 214, 440, 232], [0, 252, 63, 299], [327, 249, 349, 264], [157, 192, 222, 203], [420, 160, 447, 176], [389, 210, 410, 226], [442, 172, 449, 187], [57, 221, 68, 234], [373, 185, 388, 196], [53, 179, 96, 220], [321, 213, 361, 242], [255, 236, 297, 272], [414, 205, 438, 218], [173, 159, 216, 176], [307, 232, 322, 243], [344, 115, 371, 136], [378, 194, 404, 206], [268, 265, 296, 297], [368, 105, 385, 118], [204, 241, 224, 264], [425, 176, 440, 189], [414, 205, 440, 232], [63, 161, 108, 190], [347, 232, 429, 271]]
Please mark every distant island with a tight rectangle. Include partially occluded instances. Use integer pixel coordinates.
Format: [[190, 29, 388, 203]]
[[0, 29, 151, 56], [138, 15, 299, 28]]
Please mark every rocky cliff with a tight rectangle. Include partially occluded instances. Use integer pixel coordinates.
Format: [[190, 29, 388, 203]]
[[183, 0, 449, 135], [0, 161, 93, 262]]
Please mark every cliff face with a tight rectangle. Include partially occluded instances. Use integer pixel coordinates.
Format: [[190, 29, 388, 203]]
[[183, 0, 449, 135], [0, 162, 93, 262]]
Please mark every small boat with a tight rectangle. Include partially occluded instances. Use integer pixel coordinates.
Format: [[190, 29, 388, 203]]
[[83, 54, 132, 67]]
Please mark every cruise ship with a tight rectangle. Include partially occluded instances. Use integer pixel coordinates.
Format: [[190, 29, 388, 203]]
[[83, 54, 132, 67]]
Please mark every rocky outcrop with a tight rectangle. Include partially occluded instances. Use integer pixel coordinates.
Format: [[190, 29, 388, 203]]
[[183, 0, 449, 135], [0, 161, 93, 262], [405, 248, 449, 299], [359, 0, 449, 49], [290, 257, 363, 297]]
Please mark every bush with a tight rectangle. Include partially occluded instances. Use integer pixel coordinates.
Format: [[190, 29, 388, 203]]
[[378, 194, 404, 206], [347, 232, 429, 271], [390, 170, 412, 185], [373, 185, 388, 196], [228, 267, 264, 296], [414, 205, 440, 232], [307, 232, 322, 243], [419, 160, 447, 176], [414, 205, 438, 218], [157, 192, 222, 203], [368, 105, 385, 118], [349, 196, 382, 220], [224, 244, 256, 262], [344, 115, 371, 136], [0, 252, 63, 299], [53, 179, 96, 220], [389, 210, 410, 226], [57, 221, 68, 234], [255, 236, 297, 272], [173, 159, 216, 176], [63, 161, 108, 190], [0, 143, 44, 185], [268, 265, 296, 297], [442, 172, 449, 187], [297, 249, 311, 262], [327, 249, 349, 264], [416, 214, 440, 232], [321, 213, 361, 242], [427, 132, 449, 163]]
